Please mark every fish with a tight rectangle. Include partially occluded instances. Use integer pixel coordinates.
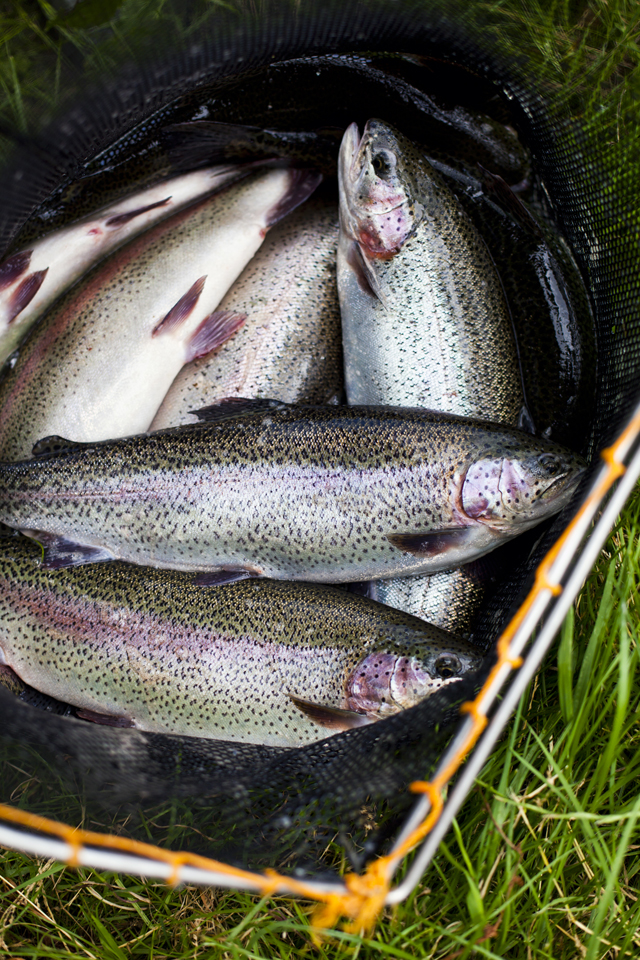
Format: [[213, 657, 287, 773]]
[[0, 534, 483, 747], [0, 165, 248, 369], [151, 195, 342, 430], [337, 119, 525, 424], [337, 119, 527, 627], [358, 565, 494, 638], [0, 167, 321, 462], [0, 401, 586, 579]]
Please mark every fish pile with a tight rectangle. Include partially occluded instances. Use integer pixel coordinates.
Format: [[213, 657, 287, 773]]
[[0, 112, 589, 748]]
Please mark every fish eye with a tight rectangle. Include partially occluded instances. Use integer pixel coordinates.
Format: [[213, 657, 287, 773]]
[[372, 151, 394, 179], [538, 454, 562, 476], [434, 654, 461, 679]]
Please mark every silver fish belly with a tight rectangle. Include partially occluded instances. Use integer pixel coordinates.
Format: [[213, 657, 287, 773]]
[[0, 404, 585, 580], [0, 165, 246, 368], [338, 119, 527, 625], [0, 167, 320, 462], [337, 120, 524, 422], [0, 535, 482, 746], [151, 196, 342, 430]]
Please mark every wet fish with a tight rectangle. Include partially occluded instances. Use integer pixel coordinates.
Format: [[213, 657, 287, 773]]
[[359, 566, 491, 638], [0, 168, 321, 462], [338, 119, 527, 627], [0, 165, 247, 369], [0, 535, 482, 747], [337, 119, 524, 423], [151, 195, 342, 430], [0, 402, 585, 579]]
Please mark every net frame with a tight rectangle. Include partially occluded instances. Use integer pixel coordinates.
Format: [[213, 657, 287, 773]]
[[0, 0, 637, 934]]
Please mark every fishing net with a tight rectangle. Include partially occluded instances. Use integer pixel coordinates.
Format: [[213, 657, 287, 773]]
[[0, 0, 638, 904]]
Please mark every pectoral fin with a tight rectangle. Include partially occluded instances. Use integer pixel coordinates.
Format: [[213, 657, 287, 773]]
[[7, 269, 48, 323], [0, 250, 32, 290], [387, 528, 473, 557], [77, 708, 135, 727], [105, 197, 171, 228], [152, 276, 207, 336], [346, 240, 384, 302], [0, 664, 24, 697], [192, 568, 261, 587], [185, 310, 246, 362], [264, 169, 322, 229], [289, 695, 371, 731]]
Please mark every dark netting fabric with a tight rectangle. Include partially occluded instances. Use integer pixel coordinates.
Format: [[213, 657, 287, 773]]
[[0, 0, 638, 876]]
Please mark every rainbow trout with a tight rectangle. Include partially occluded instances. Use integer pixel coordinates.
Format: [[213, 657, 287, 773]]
[[151, 195, 342, 430], [0, 402, 585, 578], [0, 535, 482, 747], [337, 119, 524, 423], [0, 167, 321, 462], [0, 165, 246, 368], [337, 119, 527, 628]]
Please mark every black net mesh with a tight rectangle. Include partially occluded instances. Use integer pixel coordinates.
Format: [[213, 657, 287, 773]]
[[0, 0, 638, 878]]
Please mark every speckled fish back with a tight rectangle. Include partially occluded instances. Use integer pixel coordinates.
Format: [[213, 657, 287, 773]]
[[0, 535, 481, 746]]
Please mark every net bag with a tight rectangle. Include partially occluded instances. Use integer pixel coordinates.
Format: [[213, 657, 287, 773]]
[[0, 0, 638, 929]]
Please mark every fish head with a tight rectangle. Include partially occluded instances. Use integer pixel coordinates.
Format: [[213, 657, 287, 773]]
[[338, 119, 428, 258], [460, 437, 586, 532], [346, 638, 483, 719]]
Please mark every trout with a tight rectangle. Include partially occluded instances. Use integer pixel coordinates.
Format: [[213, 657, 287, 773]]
[[0, 402, 585, 579], [337, 119, 524, 423], [0, 167, 321, 462], [338, 119, 527, 627], [0, 165, 247, 368], [151, 195, 342, 430], [0, 535, 482, 747]]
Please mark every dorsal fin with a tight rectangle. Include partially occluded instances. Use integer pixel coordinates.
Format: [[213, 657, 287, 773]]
[[189, 397, 289, 423], [31, 435, 95, 459]]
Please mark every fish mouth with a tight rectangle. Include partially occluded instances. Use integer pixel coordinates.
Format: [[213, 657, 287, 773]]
[[535, 464, 585, 509]]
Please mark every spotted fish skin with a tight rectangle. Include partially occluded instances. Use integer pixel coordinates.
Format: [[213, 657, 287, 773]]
[[338, 119, 529, 628], [364, 566, 489, 637], [0, 405, 585, 580], [151, 196, 342, 430], [0, 166, 246, 369], [0, 167, 319, 462], [337, 119, 524, 422], [0, 535, 482, 746]]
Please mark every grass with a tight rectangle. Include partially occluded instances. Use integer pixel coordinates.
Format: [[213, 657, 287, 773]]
[[0, 0, 639, 956]]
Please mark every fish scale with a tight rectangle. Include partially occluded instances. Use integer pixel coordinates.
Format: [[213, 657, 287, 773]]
[[338, 121, 524, 421], [0, 167, 318, 462], [151, 196, 342, 429], [0, 535, 482, 747], [0, 404, 585, 580]]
